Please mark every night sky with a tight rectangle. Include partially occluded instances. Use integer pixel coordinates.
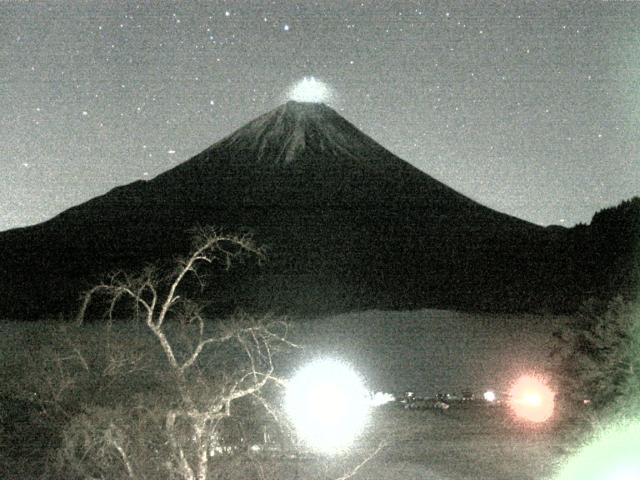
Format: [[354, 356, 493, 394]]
[[2, 1, 638, 231]]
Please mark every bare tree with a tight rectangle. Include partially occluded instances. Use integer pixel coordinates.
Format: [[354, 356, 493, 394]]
[[69, 228, 298, 480], [42, 227, 386, 480]]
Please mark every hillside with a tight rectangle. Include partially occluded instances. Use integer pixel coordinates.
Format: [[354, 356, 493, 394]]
[[0, 102, 635, 319]]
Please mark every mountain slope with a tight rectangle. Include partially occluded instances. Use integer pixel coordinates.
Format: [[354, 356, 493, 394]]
[[0, 101, 584, 319]]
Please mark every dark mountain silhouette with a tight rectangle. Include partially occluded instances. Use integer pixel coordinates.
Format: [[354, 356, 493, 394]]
[[0, 101, 636, 319]]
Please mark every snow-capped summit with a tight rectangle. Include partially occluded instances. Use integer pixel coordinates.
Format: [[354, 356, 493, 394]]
[[219, 101, 364, 166], [150, 100, 491, 211], [196, 100, 399, 168]]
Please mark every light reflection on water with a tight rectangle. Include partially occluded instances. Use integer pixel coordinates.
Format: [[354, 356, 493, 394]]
[[291, 309, 566, 397]]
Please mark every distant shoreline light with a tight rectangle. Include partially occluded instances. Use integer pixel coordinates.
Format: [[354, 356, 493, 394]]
[[288, 76, 332, 103]]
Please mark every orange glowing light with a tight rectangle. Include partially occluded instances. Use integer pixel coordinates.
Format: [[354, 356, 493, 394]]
[[508, 375, 555, 423]]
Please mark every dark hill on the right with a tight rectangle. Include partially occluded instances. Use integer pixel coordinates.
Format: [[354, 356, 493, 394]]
[[563, 197, 640, 309]]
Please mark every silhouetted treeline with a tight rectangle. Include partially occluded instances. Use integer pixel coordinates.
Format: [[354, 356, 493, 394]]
[[0, 197, 636, 320], [567, 197, 639, 308]]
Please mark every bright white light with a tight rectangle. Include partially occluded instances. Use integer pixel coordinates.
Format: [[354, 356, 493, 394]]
[[555, 419, 640, 480], [371, 391, 395, 407], [606, 465, 640, 480], [288, 76, 332, 103], [285, 358, 370, 454], [508, 374, 555, 423], [523, 392, 541, 406], [483, 390, 496, 402]]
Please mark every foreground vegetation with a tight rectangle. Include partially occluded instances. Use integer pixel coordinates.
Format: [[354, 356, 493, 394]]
[[1, 229, 382, 479], [2, 229, 295, 479], [1, 222, 637, 479], [551, 296, 640, 417], [0, 319, 286, 479], [2, 297, 640, 479], [0, 332, 580, 480]]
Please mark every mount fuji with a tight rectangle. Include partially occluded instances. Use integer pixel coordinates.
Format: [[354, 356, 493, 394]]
[[1, 101, 627, 319]]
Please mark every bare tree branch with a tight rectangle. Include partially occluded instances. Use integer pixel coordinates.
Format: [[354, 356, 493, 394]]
[[66, 229, 377, 480], [333, 441, 386, 480]]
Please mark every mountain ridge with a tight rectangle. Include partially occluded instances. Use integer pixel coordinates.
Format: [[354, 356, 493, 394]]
[[143, 101, 540, 230], [0, 101, 633, 319]]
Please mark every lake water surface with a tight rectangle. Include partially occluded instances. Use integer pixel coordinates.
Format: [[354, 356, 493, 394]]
[[291, 309, 567, 398]]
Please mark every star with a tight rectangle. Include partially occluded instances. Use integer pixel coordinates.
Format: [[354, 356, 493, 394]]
[[1, 1, 637, 232]]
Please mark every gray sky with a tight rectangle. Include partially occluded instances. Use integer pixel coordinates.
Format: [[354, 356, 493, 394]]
[[1, 0, 638, 231]]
